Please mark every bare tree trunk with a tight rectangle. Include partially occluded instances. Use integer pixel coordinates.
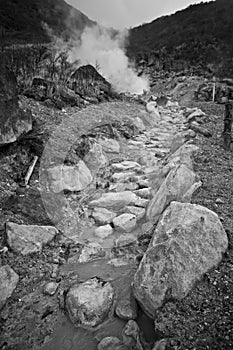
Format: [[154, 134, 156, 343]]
[[223, 101, 233, 150]]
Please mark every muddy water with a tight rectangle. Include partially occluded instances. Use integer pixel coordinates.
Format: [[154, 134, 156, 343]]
[[40, 258, 157, 350]]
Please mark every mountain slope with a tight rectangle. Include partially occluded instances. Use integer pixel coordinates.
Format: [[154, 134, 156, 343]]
[[0, 0, 95, 44], [128, 0, 233, 76]]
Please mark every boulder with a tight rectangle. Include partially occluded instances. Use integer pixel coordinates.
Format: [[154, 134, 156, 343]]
[[113, 214, 137, 232], [124, 206, 145, 221], [6, 222, 58, 255], [0, 62, 32, 145], [47, 160, 93, 193], [92, 207, 117, 225], [147, 164, 196, 223], [133, 201, 228, 318], [114, 234, 137, 247], [0, 265, 19, 309], [111, 161, 141, 172], [66, 277, 114, 327], [68, 242, 106, 264], [98, 138, 120, 153]]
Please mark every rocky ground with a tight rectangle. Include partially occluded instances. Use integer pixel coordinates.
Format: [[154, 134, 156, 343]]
[[0, 88, 232, 350]]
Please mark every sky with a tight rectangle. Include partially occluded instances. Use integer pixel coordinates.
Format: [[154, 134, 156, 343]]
[[66, 0, 212, 29]]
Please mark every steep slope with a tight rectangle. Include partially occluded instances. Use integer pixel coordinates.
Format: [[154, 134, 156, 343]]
[[128, 0, 233, 76], [0, 0, 95, 44]]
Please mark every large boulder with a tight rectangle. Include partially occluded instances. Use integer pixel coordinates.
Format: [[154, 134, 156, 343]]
[[0, 265, 19, 309], [0, 62, 32, 145], [47, 160, 93, 193], [147, 164, 196, 223], [133, 201, 228, 318], [66, 277, 114, 327], [6, 222, 58, 255]]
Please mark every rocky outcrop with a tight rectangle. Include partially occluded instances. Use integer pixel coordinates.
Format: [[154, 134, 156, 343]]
[[0, 265, 19, 309], [66, 277, 114, 327], [6, 222, 58, 255], [47, 160, 93, 193], [133, 201, 228, 318], [0, 62, 32, 145]]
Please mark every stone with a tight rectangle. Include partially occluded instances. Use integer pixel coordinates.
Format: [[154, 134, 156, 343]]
[[152, 339, 167, 350], [112, 172, 135, 183], [66, 277, 114, 327], [137, 179, 150, 188], [84, 143, 107, 174], [0, 62, 32, 145], [95, 225, 113, 239], [98, 337, 127, 350], [114, 234, 137, 247], [115, 291, 138, 320], [92, 207, 117, 225], [44, 282, 59, 296], [0, 265, 19, 309], [111, 161, 141, 172], [109, 182, 139, 192], [98, 138, 120, 153], [186, 108, 205, 123], [113, 214, 137, 232], [147, 164, 196, 223], [122, 320, 144, 350], [134, 188, 151, 199], [167, 143, 199, 170], [124, 206, 145, 220], [6, 222, 58, 255], [47, 160, 93, 193], [89, 191, 139, 211], [68, 242, 106, 264], [133, 201, 228, 318], [133, 117, 146, 131]]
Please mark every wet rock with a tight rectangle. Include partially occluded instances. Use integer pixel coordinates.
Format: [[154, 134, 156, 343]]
[[89, 191, 139, 211], [66, 277, 114, 327], [98, 138, 120, 153], [0, 62, 32, 145], [84, 143, 107, 175], [133, 201, 228, 318], [95, 224, 113, 239], [47, 160, 93, 193], [0, 265, 19, 309], [92, 207, 117, 225], [6, 222, 58, 255], [44, 282, 59, 296], [113, 214, 137, 232], [111, 161, 141, 172], [98, 337, 127, 350], [122, 320, 144, 350], [124, 206, 145, 220], [134, 188, 151, 199], [147, 164, 196, 223], [68, 242, 106, 264]]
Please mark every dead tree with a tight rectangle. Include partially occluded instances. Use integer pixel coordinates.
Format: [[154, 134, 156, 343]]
[[223, 100, 233, 150]]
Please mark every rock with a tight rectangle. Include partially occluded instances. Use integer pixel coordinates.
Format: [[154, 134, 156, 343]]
[[44, 282, 59, 296], [66, 277, 114, 327], [133, 201, 228, 318], [124, 206, 145, 220], [84, 143, 107, 175], [190, 123, 212, 138], [113, 214, 137, 232], [216, 198, 225, 204], [122, 320, 144, 350], [89, 191, 139, 211], [0, 265, 19, 309], [115, 290, 138, 320], [98, 337, 127, 350], [133, 117, 146, 131], [114, 234, 137, 247], [134, 188, 151, 199], [152, 339, 167, 350], [99, 138, 120, 153], [186, 108, 205, 123], [137, 179, 150, 188], [95, 225, 113, 239], [6, 222, 58, 255], [167, 143, 199, 170], [111, 161, 141, 172], [92, 207, 117, 225], [112, 172, 135, 183], [0, 62, 32, 145], [47, 160, 93, 193], [147, 164, 196, 223], [68, 242, 106, 264], [109, 182, 139, 192]]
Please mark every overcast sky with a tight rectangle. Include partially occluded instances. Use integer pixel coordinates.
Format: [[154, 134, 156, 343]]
[[66, 0, 212, 29]]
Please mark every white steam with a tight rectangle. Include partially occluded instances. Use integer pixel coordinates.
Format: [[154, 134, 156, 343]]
[[68, 25, 149, 94]]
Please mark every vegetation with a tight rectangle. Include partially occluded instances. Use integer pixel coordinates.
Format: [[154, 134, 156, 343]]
[[128, 0, 233, 78]]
